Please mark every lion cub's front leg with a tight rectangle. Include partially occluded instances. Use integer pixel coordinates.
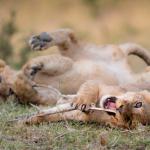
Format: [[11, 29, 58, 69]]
[[72, 80, 101, 111]]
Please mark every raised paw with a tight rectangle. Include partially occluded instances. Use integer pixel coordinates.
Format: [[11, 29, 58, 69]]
[[24, 63, 44, 79], [30, 63, 43, 76], [29, 32, 52, 50]]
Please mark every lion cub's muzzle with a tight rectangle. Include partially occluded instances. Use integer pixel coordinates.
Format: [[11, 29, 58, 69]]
[[100, 95, 129, 115], [100, 95, 117, 110]]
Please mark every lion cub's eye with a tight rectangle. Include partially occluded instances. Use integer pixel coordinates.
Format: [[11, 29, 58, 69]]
[[134, 102, 142, 108]]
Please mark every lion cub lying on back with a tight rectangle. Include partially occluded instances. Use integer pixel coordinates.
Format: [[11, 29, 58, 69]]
[[19, 80, 150, 129], [0, 28, 150, 105], [0, 58, 150, 108], [28, 28, 150, 94]]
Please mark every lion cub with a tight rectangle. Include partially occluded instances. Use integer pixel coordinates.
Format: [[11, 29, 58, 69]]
[[18, 80, 150, 129], [27, 28, 150, 94], [0, 28, 150, 105]]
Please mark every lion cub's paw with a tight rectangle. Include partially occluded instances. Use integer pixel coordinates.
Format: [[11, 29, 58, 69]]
[[29, 32, 52, 50], [30, 63, 44, 76], [71, 97, 95, 112], [24, 62, 44, 79]]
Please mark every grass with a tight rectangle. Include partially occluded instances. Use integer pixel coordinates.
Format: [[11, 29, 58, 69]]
[[0, 100, 150, 150]]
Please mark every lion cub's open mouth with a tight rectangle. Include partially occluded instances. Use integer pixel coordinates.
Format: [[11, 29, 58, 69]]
[[100, 96, 117, 110]]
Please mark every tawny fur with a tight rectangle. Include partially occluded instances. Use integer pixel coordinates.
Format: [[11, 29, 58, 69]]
[[19, 80, 150, 129], [0, 28, 150, 105], [26, 28, 150, 94], [0, 61, 62, 105]]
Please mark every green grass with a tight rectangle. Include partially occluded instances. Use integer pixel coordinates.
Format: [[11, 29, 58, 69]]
[[0, 100, 150, 150]]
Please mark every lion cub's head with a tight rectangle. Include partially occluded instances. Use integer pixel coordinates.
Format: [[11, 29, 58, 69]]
[[118, 91, 150, 126], [100, 91, 150, 128]]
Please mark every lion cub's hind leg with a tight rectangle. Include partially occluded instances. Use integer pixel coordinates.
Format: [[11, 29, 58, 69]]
[[22, 55, 73, 80], [29, 29, 78, 52]]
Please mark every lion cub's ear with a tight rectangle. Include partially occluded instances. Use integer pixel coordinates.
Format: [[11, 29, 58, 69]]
[[133, 93, 144, 102]]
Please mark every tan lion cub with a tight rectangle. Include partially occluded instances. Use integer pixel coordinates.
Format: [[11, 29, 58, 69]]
[[18, 80, 150, 129], [27, 28, 150, 94], [0, 28, 150, 105]]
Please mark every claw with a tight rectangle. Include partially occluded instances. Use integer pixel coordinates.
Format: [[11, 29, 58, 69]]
[[29, 36, 38, 45], [79, 104, 91, 112], [30, 64, 43, 76], [80, 104, 86, 111], [71, 102, 92, 112], [32, 42, 40, 49], [34, 46, 41, 51]]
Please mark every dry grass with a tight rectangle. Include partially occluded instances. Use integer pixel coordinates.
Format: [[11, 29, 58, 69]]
[[0, 100, 150, 150]]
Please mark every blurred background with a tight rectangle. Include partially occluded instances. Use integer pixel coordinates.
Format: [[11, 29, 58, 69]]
[[0, 0, 150, 70]]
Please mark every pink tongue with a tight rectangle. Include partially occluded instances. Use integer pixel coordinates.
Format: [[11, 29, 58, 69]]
[[107, 102, 116, 109]]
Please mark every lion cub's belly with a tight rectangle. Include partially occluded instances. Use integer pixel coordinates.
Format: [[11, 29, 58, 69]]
[[34, 60, 118, 94]]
